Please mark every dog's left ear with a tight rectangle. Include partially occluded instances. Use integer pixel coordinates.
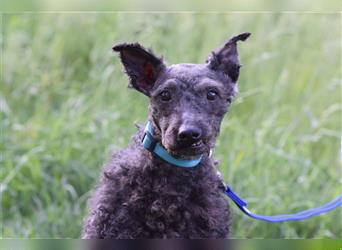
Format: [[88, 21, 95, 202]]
[[113, 43, 166, 96], [206, 32, 251, 82]]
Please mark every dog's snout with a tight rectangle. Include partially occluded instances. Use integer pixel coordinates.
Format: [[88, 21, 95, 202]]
[[177, 126, 202, 143]]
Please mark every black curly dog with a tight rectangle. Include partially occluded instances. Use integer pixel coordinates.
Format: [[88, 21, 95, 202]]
[[82, 32, 250, 239]]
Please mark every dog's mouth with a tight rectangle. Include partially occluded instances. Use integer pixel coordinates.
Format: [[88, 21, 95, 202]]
[[189, 140, 203, 149], [166, 140, 207, 158]]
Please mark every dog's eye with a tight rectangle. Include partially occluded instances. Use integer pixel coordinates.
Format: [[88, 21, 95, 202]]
[[207, 90, 218, 101], [160, 90, 172, 102]]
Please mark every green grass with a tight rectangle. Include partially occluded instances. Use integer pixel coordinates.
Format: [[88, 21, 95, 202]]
[[1, 13, 341, 238]]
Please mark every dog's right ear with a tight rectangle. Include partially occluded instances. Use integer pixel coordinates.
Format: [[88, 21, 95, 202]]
[[113, 43, 166, 96]]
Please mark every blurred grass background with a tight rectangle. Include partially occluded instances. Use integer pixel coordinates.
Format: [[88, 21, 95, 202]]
[[1, 13, 341, 238], [1, 0, 341, 11]]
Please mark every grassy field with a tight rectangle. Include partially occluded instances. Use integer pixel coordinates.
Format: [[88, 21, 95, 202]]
[[1, 13, 341, 238]]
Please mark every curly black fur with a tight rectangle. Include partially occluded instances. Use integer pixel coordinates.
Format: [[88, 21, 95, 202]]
[[82, 128, 230, 239]]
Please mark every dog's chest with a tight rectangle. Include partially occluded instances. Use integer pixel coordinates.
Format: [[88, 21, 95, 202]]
[[122, 168, 227, 237]]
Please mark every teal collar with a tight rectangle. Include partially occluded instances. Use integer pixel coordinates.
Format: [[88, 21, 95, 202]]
[[142, 122, 203, 168]]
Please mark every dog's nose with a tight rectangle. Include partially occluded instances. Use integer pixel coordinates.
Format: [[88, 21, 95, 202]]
[[177, 126, 202, 143]]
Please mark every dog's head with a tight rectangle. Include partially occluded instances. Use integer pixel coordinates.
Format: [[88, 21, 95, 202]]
[[113, 33, 250, 158]]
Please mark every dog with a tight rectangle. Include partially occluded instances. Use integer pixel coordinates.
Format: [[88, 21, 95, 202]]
[[82, 32, 250, 239]]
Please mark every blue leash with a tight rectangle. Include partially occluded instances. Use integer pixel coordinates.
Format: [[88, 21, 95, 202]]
[[225, 185, 342, 222], [142, 121, 342, 222]]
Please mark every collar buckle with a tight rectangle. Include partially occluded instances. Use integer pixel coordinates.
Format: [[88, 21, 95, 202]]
[[142, 131, 158, 152]]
